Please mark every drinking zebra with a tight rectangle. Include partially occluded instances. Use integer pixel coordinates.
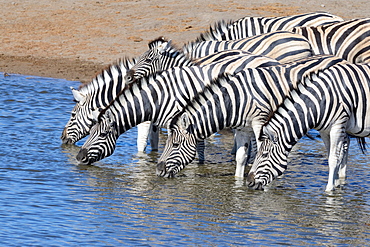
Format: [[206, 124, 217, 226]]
[[196, 12, 343, 41], [247, 63, 370, 191], [74, 52, 283, 165], [155, 55, 348, 178], [125, 31, 313, 84], [291, 18, 370, 63]]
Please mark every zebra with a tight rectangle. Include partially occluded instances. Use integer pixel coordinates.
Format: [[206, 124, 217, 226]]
[[74, 52, 284, 166], [247, 63, 370, 191], [125, 31, 314, 84], [196, 12, 343, 41], [291, 18, 370, 63], [155, 55, 348, 178]]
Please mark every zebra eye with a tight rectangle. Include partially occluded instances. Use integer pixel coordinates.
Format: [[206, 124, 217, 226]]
[[261, 151, 269, 158], [145, 58, 152, 63], [173, 142, 180, 148], [99, 132, 107, 138]]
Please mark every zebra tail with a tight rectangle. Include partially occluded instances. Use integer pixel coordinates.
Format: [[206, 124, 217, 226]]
[[356, 137, 367, 154]]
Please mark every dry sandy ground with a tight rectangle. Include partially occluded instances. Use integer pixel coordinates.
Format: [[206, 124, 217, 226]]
[[0, 0, 369, 82]]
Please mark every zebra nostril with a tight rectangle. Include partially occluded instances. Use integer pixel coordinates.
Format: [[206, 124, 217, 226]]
[[76, 148, 88, 161], [157, 161, 166, 172], [246, 172, 255, 183], [62, 138, 72, 145], [61, 128, 68, 142], [124, 70, 135, 84]]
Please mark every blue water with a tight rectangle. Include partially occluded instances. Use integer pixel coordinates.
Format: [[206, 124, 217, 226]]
[[0, 73, 369, 246]]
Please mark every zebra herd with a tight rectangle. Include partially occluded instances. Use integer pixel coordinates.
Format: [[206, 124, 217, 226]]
[[61, 12, 370, 191]]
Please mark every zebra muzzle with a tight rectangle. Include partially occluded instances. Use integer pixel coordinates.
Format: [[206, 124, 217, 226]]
[[246, 172, 255, 183], [76, 148, 89, 163], [156, 161, 167, 175], [61, 128, 72, 144], [156, 161, 176, 178], [246, 172, 264, 190], [124, 70, 136, 85]]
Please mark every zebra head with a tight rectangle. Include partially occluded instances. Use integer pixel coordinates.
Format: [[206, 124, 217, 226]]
[[157, 113, 198, 178], [61, 87, 93, 144], [62, 58, 135, 145], [76, 109, 119, 165], [124, 37, 175, 84], [247, 126, 289, 190]]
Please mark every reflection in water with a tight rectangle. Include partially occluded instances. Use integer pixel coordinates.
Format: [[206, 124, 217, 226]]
[[0, 74, 369, 246]]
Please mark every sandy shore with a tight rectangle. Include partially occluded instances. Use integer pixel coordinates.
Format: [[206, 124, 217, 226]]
[[1, 0, 368, 82]]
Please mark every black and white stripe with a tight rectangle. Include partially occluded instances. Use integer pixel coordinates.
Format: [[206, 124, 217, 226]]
[[247, 63, 370, 191], [150, 55, 348, 178], [196, 12, 343, 41], [126, 31, 313, 84], [74, 52, 284, 166], [291, 18, 370, 63]]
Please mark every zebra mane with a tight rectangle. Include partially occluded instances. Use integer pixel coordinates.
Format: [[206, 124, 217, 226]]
[[194, 19, 234, 42], [147, 36, 194, 62], [78, 56, 136, 91], [148, 36, 168, 48], [97, 71, 158, 120]]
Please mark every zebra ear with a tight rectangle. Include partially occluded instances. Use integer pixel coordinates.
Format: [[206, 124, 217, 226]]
[[105, 109, 115, 124], [92, 108, 101, 122], [179, 113, 190, 130], [260, 126, 277, 143], [71, 87, 86, 105], [158, 40, 172, 54]]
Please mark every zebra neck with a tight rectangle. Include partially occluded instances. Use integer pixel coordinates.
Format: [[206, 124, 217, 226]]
[[109, 68, 208, 135], [266, 88, 320, 151], [187, 85, 251, 140], [85, 62, 128, 110]]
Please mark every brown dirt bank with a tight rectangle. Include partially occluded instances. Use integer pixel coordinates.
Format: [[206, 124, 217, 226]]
[[0, 0, 368, 82]]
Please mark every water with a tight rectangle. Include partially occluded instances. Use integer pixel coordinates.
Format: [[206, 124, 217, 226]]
[[0, 73, 369, 246]]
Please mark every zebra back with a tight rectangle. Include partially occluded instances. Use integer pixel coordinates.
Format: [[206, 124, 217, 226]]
[[61, 57, 136, 144], [291, 18, 370, 63], [196, 12, 343, 41], [127, 31, 313, 85], [185, 31, 313, 63], [248, 63, 370, 191]]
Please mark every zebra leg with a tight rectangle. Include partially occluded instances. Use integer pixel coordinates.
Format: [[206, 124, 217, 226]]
[[234, 129, 252, 178], [325, 125, 347, 191], [196, 140, 205, 164], [231, 129, 237, 155], [246, 135, 257, 165], [321, 130, 349, 187], [137, 121, 151, 152], [338, 134, 350, 179], [149, 124, 159, 151]]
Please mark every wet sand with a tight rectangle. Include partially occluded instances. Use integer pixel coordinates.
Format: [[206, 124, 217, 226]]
[[0, 0, 368, 82]]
